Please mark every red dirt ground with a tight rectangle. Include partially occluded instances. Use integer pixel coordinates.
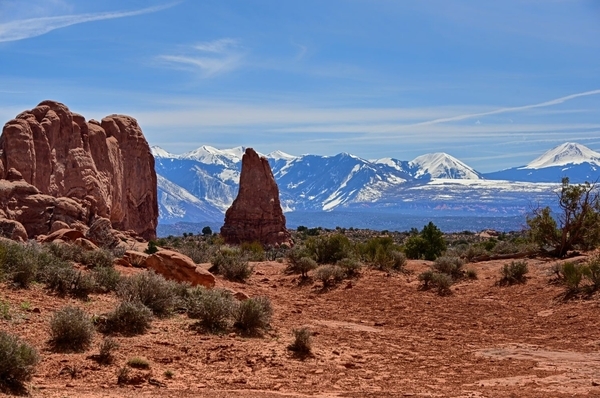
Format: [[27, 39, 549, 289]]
[[2, 256, 600, 397]]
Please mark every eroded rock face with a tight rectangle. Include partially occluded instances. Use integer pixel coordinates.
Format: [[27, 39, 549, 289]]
[[220, 148, 292, 246], [0, 101, 158, 240]]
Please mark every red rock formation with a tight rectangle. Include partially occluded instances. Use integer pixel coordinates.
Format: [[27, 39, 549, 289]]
[[0, 101, 158, 240], [144, 250, 216, 288], [220, 148, 292, 246]]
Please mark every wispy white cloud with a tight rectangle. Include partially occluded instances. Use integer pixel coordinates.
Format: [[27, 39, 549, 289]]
[[159, 38, 243, 78], [0, 2, 179, 43]]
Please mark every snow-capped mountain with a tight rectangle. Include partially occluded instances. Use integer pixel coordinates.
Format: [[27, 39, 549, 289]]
[[409, 153, 483, 180], [152, 142, 600, 225], [483, 142, 600, 183]]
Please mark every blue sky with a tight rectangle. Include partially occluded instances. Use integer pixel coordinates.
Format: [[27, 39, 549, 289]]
[[1, 0, 599, 172]]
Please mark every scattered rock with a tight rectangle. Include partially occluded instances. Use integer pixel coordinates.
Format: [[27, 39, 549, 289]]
[[144, 250, 216, 287], [0, 218, 27, 241], [220, 148, 292, 247]]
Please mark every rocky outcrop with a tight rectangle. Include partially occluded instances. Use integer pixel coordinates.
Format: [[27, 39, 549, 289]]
[[144, 250, 216, 288], [220, 148, 292, 246], [0, 101, 158, 240]]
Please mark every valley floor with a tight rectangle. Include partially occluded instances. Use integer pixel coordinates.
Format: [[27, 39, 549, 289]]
[[2, 257, 600, 397]]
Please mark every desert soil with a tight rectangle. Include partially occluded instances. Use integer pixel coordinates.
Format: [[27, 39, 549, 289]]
[[2, 256, 600, 398]]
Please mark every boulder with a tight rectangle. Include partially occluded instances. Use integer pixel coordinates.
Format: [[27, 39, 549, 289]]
[[0, 219, 27, 241], [0, 101, 158, 240], [220, 148, 292, 246], [144, 250, 216, 288], [74, 237, 99, 251], [86, 217, 118, 248], [41, 228, 85, 243], [123, 250, 149, 267]]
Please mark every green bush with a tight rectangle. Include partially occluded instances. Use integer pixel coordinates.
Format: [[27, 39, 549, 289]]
[[499, 261, 529, 285], [583, 255, 600, 291], [117, 271, 177, 317], [306, 233, 353, 264], [103, 300, 153, 336], [561, 262, 585, 292], [144, 241, 159, 255], [43, 266, 95, 299], [404, 222, 446, 260], [49, 306, 94, 352], [314, 265, 345, 287], [187, 288, 235, 332], [234, 297, 273, 334], [0, 331, 39, 391], [288, 327, 312, 355], [211, 247, 253, 282], [79, 249, 114, 269]]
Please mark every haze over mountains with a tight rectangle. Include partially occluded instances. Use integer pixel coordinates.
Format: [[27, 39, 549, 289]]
[[153, 142, 600, 232]]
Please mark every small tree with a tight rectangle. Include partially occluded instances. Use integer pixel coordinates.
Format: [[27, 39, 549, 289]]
[[404, 222, 446, 260], [527, 178, 600, 257], [202, 226, 212, 236]]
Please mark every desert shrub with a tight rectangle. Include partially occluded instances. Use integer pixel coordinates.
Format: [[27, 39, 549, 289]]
[[432, 256, 464, 279], [240, 241, 265, 261], [286, 245, 313, 269], [187, 288, 235, 332], [49, 306, 94, 352], [306, 233, 353, 264], [211, 247, 253, 282], [289, 256, 318, 278], [336, 257, 362, 277], [583, 255, 600, 290], [0, 331, 39, 391], [43, 266, 94, 299], [491, 240, 521, 255], [0, 299, 9, 320], [288, 327, 312, 355], [0, 242, 39, 288], [404, 222, 446, 260], [527, 178, 600, 257], [164, 369, 174, 379], [499, 260, 529, 285], [234, 296, 273, 334], [96, 337, 119, 365], [104, 300, 153, 336], [418, 270, 453, 295], [374, 248, 407, 272], [176, 241, 214, 264], [465, 268, 478, 279], [360, 236, 394, 259], [314, 265, 345, 287], [117, 366, 130, 385], [464, 244, 488, 262], [93, 266, 122, 293], [144, 241, 159, 255], [69, 271, 96, 299], [117, 271, 177, 317], [561, 262, 585, 292], [79, 248, 114, 269], [127, 357, 150, 369]]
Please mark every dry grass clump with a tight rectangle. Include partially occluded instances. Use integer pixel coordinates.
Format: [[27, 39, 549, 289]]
[[288, 327, 312, 356], [103, 300, 153, 336], [211, 247, 253, 282], [49, 306, 94, 352], [499, 260, 529, 285], [0, 331, 39, 392], [234, 296, 273, 335], [117, 271, 177, 317]]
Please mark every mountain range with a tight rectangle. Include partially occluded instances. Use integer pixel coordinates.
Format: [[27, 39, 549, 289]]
[[152, 142, 600, 230]]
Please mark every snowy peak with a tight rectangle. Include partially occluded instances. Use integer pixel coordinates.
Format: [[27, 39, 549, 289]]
[[151, 146, 178, 159], [267, 150, 297, 161], [409, 153, 482, 180], [524, 142, 600, 169], [180, 145, 246, 166]]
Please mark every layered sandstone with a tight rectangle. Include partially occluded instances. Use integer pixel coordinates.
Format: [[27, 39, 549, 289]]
[[220, 148, 292, 246], [0, 100, 158, 241]]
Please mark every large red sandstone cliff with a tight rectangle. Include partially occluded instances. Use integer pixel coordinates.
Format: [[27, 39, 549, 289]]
[[0, 100, 158, 241]]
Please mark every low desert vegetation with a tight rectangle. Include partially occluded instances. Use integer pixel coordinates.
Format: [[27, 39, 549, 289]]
[[0, 331, 39, 392], [315, 264, 345, 288], [288, 327, 312, 356], [186, 287, 236, 333], [127, 357, 150, 369], [552, 256, 600, 296], [117, 271, 178, 317], [95, 337, 119, 365], [499, 260, 529, 285], [210, 246, 253, 282], [234, 296, 273, 335], [404, 222, 447, 261], [49, 306, 95, 352], [102, 300, 153, 336]]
